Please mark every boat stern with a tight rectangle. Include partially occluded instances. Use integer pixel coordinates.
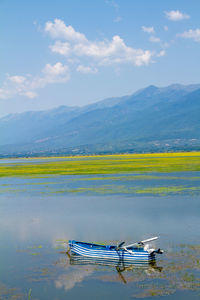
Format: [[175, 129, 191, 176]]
[[144, 244, 164, 256]]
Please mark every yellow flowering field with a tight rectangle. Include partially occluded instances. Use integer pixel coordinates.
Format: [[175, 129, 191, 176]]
[[0, 152, 200, 177]]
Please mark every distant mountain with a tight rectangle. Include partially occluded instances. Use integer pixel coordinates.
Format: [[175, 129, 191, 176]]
[[1, 83, 200, 157]]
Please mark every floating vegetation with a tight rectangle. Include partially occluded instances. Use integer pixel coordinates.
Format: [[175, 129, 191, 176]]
[[135, 186, 200, 195], [17, 245, 43, 257], [65, 185, 200, 196], [13, 241, 200, 298], [2, 182, 200, 196], [93, 243, 200, 298], [1, 152, 199, 196], [1, 153, 200, 298], [30, 252, 40, 256], [133, 284, 176, 298], [0, 152, 200, 178], [73, 174, 200, 181], [29, 245, 43, 249], [0, 282, 25, 299]]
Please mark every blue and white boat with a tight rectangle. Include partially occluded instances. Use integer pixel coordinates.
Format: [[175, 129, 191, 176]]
[[68, 237, 163, 262]]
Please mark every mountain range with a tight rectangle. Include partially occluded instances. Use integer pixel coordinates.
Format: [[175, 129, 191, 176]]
[[1, 83, 200, 157]]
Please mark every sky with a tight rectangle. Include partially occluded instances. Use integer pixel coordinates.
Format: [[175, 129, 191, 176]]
[[1, 0, 200, 117]]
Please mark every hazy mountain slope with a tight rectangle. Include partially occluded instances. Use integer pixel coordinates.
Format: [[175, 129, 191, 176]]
[[34, 85, 200, 147], [0, 83, 200, 156], [0, 106, 80, 145]]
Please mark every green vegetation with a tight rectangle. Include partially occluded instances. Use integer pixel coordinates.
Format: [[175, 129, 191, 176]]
[[1, 152, 199, 196], [66, 185, 200, 195], [0, 152, 200, 178], [0, 283, 24, 299], [97, 243, 200, 298], [12, 241, 200, 298], [28, 288, 32, 300]]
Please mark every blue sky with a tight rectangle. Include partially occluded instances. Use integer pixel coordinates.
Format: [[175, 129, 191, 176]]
[[1, 0, 200, 116]]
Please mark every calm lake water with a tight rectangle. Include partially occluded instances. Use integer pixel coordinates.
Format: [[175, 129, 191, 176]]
[[0, 159, 200, 299]]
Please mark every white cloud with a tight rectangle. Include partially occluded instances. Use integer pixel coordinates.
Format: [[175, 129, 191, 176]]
[[164, 26, 168, 31], [50, 41, 71, 56], [74, 35, 154, 66], [45, 19, 87, 43], [0, 62, 70, 99], [149, 36, 160, 43], [22, 91, 37, 98], [42, 62, 69, 78], [46, 19, 156, 67], [142, 26, 155, 34], [77, 65, 98, 74], [165, 10, 190, 21], [178, 28, 200, 42], [9, 75, 26, 84], [157, 50, 166, 57]]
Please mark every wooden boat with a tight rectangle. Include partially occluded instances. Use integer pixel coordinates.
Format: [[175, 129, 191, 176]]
[[68, 237, 163, 262]]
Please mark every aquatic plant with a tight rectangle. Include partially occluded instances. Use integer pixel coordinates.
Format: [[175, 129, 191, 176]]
[[0, 152, 200, 177], [28, 288, 32, 300]]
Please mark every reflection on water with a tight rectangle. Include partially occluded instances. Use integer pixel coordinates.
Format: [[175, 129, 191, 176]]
[[51, 243, 200, 298], [68, 254, 163, 284], [57, 243, 200, 297], [0, 169, 200, 299]]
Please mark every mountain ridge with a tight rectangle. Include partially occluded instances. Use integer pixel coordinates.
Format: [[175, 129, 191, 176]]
[[1, 83, 200, 157]]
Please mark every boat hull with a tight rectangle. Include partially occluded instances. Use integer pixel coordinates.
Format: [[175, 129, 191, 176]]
[[69, 240, 155, 262]]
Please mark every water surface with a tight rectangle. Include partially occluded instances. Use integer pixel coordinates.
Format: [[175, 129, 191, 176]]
[[0, 159, 200, 299]]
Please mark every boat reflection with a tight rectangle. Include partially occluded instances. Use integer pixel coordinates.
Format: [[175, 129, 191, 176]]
[[67, 253, 162, 284]]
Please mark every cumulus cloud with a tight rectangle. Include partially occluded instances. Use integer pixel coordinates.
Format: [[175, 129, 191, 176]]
[[73, 35, 153, 66], [0, 62, 70, 99], [178, 28, 200, 42], [149, 36, 160, 43], [77, 65, 98, 74], [45, 19, 87, 43], [42, 62, 69, 81], [45, 19, 156, 67], [142, 26, 155, 34], [165, 10, 190, 21], [50, 41, 71, 56]]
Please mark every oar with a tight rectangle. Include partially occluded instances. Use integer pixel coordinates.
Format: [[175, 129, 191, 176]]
[[116, 241, 125, 250], [121, 236, 159, 250]]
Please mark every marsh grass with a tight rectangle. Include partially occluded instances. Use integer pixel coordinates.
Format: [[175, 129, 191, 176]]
[[0, 152, 200, 178], [65, 185, 200, 195]]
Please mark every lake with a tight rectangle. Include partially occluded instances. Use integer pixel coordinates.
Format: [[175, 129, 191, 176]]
[[0, 155, 200, 299]]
